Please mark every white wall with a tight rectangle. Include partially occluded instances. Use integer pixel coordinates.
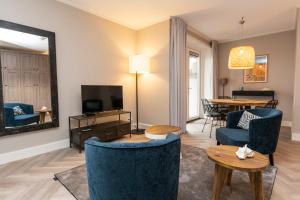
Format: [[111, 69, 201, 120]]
[[136, 21, 170, 126], [0, 0, 136, 154], [292, 8, 300, 141]]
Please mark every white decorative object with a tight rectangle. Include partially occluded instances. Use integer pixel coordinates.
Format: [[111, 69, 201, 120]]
[[145, 132, 168, 140], [41, 106, 48, 111], [235, 145, 255, 160], [261, 87, 271, 91]]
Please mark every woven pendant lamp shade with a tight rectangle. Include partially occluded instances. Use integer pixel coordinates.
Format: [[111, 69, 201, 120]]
[[228, 46, 255, 69]]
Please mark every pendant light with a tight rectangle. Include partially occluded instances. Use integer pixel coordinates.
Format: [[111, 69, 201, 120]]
[[228, 17, 255, 69]]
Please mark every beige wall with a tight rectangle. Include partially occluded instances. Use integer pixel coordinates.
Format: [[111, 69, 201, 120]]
[[0, 0, 137, 154], [292, 8, 300, 140], [218, 31, 296, 121], [136, 21, 170, 125]]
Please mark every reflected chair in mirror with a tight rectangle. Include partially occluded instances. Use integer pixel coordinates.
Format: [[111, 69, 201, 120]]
[[216, 108, 283, 166], [201, 99, 222, 138], [85, 134, 181, 200], [4, 103, 40, 127]]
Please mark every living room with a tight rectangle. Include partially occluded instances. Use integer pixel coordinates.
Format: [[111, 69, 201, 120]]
[[0, 0, 300, 200]]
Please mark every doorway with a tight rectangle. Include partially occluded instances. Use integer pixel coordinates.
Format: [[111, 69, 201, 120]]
[[187, 50, 201, 121]]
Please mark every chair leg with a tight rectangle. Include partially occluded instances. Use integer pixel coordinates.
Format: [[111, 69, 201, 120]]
[[202, 118, 208, 132], [210, 119, 214, 138], [217, 141, 220, 145], [269, 154, 274, 166]]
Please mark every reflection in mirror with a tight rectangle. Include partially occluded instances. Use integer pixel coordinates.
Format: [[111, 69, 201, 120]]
[[0, 27, 52, 129]]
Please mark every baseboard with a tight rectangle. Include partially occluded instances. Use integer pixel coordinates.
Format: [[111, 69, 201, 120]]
[[0, 139, 69, 165], [292, 132, 300, 141], [131, 122, 153, 129], [282, 121, 292, 127]]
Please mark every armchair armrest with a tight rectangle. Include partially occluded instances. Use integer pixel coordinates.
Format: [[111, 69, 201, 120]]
[[248, 113, 282, 154], [18, 103, 34, 114], [4, 107, 15, 126], [226, 110, 244, 128]]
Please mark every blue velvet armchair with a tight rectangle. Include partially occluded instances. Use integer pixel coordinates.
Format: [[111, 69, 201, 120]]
[[85, 134, 181, 200], [4, 103, 40, 127], [216, 108, 282, 165]]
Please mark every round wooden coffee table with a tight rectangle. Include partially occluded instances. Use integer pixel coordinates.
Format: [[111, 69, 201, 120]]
[[207, 145, 269, 200], [145, 125, 181, 139]]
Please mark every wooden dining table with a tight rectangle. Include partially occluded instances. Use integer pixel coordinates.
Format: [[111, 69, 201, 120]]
[[209, 99, 270, 111]]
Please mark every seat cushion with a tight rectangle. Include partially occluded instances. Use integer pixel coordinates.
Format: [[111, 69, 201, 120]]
[[14, 114, 39, 126], [216, 128, 249, 147]]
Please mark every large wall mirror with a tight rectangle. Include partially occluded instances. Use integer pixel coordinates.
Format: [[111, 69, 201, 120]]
[[0, 20, 59, 136]]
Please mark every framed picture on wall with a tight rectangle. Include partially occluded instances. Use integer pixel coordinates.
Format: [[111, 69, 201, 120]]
[[243, 55, 268, 83]]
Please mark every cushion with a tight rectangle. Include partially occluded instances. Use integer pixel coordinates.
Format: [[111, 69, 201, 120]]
[[237, 110, 261, 130], [13, 106, 25, 116], [216, 128, 249, 147]]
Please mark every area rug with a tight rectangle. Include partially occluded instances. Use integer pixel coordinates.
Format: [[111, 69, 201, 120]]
[[54, 144, 277, 200]]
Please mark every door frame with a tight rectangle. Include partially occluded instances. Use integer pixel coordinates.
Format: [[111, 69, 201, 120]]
[[186, 48, 201, 122]]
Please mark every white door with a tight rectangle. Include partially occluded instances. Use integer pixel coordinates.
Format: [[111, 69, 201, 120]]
[[187, 51, 200, 121]]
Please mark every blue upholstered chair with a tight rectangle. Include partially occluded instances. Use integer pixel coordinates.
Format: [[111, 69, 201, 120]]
[[4, 103, 40, 127], [85, 134, 181, 200], [216, 108, 282, 166]]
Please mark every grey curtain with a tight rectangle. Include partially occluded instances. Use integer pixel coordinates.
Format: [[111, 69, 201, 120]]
[[211, 40, 219, 98], [169, 16, 187, 132]]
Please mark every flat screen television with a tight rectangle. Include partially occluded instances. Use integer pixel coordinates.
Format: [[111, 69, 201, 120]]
[[81, 85, 123, 114]]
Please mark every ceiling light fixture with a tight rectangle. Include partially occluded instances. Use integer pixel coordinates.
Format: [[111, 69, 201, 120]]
[[228, 17, 255, 69]]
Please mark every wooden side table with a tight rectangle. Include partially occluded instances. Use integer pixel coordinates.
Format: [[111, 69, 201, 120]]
[[37, 109, 52, 123], [145, 125, 181, 139], [207, 145, 269, 200]]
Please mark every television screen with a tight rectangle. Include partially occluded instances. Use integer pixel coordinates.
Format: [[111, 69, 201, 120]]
[[81, 85, 123, 114]]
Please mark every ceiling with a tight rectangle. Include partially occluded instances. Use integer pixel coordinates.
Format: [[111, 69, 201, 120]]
[[0, 28, 48, 52], [57, 0, 300, 42]]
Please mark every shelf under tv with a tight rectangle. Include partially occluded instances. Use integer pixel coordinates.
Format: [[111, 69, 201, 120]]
[[69, 110, 131, 153]]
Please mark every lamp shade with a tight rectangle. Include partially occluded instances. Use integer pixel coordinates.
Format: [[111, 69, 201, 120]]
[[228, 46, 255, 69], [129, 55, 150, 74]]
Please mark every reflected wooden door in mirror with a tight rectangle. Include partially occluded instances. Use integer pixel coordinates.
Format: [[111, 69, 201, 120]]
[[0, 20, 59, 136]]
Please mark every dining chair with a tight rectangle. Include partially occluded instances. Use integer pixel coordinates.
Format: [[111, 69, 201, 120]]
[[256, 100, 278, 109], [201, 99, 222, 138]]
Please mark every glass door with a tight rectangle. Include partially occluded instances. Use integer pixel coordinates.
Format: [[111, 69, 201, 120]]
[[187, 51, 200, 121]]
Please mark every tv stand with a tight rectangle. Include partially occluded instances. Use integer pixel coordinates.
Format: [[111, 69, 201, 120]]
[[69, 110, 131, 153], [84, 112, 96, 116]]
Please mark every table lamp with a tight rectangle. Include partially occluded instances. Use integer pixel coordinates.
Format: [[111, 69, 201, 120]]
[[129, 55, 150, 134]]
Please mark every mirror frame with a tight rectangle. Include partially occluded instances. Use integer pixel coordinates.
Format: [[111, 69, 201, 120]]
[[0, 20, 59, 136]]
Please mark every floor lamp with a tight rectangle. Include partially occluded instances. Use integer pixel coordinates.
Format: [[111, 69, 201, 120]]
[[219, 78, 228, 98], [129, 55, 150, 134]]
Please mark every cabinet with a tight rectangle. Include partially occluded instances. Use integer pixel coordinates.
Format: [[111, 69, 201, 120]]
[[1, 49, 51, 110], [69, 110, 132, 153]]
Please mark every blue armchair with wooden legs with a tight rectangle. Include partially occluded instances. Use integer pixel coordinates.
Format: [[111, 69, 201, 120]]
[[216, 108, 282, 166]]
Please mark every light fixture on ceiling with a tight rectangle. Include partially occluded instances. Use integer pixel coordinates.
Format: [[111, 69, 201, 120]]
[[228, 17, 255, 69]]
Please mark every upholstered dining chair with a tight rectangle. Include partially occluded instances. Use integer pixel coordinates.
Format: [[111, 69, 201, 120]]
[[85, 134, 181, 200], [216, 108, 282, 166]]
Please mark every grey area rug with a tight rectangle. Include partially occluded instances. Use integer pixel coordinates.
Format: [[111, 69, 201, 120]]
[[54, 145, 277, 200]]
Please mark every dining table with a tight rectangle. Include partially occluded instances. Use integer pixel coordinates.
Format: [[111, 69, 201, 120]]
[[209, 99, 270, 110]]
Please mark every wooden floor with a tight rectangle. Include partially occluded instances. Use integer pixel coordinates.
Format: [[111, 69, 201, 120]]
[[0, 119, 299, 200]]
